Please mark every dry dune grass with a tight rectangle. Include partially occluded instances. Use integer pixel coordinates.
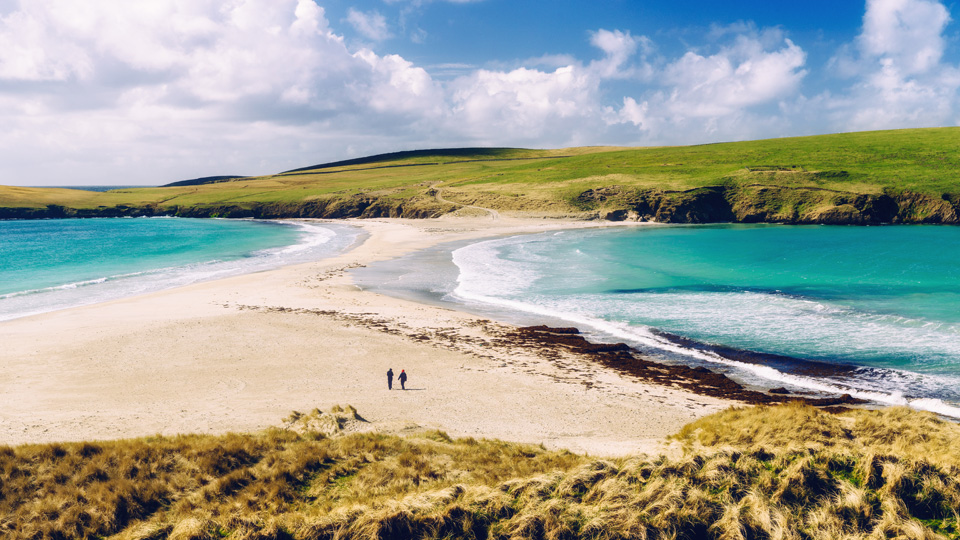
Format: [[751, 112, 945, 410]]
[[0, 407, 582, 540], [2, 404, 959, 539], [673, 402, 960, 467]]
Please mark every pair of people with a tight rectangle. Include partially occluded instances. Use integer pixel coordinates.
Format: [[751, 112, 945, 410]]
[[386, 368, 407, 390]]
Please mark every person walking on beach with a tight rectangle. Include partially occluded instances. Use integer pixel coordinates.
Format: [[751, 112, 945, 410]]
[[399, 369, 407, 390], [387, 368, 394, 390]]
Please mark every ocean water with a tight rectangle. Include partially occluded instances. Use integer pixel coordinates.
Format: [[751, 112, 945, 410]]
[[0, 218, 361, 321], [356, 224, 960, 418], [44, 185, 148, 192]]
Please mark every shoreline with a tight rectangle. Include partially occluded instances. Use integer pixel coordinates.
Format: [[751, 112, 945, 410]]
[[0, 215, 952, 455], [0, 218, 364, 323], [4, 215, 741, 456], [1, 214, 894, 456]]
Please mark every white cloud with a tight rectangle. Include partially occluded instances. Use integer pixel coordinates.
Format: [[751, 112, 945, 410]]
[[821, 0, 960, 132], [347, 8, 392, 41], [0, 0, 812, 184], [0, 3, 655, 184], [589, 29, 639, 78], [0, 7, 93, 81], [827, 59, 960, 131], [663, 37, 807, 115], [1, 0, 958, 186], [859, 0, 949, 75], [0, 0, 448, 184], [605, 31, 807, 143], [354, 50, 444, 119], [614, 97, 648, 127], [447, 65, 601, 143], [441, 30, 652, 146]]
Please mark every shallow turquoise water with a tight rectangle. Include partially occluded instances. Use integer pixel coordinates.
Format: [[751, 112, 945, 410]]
[[0, 218, 359, 320], [448, 225, 960, 415], [0, 218, 297, 296]]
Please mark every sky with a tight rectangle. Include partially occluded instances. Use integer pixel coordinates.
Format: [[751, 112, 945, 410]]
[[1, 0, 959, 186]]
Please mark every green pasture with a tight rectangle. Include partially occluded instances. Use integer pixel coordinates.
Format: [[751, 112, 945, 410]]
[[2, 128, 958, 213]]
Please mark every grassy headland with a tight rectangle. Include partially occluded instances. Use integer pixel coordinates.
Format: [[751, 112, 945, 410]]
[[3, 128, 960, 223], [3, 404, 959, 539]]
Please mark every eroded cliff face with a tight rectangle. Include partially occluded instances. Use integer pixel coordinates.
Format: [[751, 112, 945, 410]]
[[0, 196, 457, 220], [2, 187, 958, 224], [580, 186, 960, 225], [580, 187, 735, 223], [0, 204, 166, 219]]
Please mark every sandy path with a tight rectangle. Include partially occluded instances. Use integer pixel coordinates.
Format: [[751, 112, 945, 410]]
[[433, 185, 501, 220], [0, 216, 732, 456]]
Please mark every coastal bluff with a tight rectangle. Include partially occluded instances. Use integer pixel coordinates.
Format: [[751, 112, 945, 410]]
[[2, 185, 957, 225], [3, 128, 960, 225]]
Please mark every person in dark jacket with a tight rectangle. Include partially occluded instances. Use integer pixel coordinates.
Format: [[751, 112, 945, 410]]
[[387, 368, 394, 390], [399, 369, 407, 390]]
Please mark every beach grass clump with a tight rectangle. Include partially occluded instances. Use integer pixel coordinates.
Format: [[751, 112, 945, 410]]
[[3, 404, 960, 539], [672, 402, 960, 466], [0, 406, 583, 540]]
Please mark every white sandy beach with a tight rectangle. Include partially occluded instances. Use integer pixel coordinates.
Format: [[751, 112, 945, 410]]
[[0, 215, 734, 456]]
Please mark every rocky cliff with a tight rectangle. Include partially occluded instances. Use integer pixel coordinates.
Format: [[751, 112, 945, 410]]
[[2, 186, 958, 224], [580, 185, 960, 224], [0, 195, 457, 220]]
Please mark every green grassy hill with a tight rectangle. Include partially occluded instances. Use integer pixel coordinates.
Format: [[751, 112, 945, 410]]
[[3, 128, 960, 223], [3, 404, 959, 539]]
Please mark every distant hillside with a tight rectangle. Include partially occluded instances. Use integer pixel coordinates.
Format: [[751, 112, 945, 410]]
[[2, 128, 960, 224], [163, 175, 248, 187], [281, 147, 526, 173]]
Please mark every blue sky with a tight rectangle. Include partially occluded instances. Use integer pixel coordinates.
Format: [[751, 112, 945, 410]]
[[329, 1, 868, 68], [1, 0, 959, 185]]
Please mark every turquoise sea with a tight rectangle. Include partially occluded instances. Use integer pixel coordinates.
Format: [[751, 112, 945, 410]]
[[356, 224, 960, 418], [0, 218, 360, 321]]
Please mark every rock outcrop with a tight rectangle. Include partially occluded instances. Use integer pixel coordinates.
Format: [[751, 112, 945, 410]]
[[2, 186, 959, 224], [576, 185, 960, 224], [0, 196, 457, 220]]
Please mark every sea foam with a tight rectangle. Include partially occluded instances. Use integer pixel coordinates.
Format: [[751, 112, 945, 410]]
[[450, 228, 960, 419]]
